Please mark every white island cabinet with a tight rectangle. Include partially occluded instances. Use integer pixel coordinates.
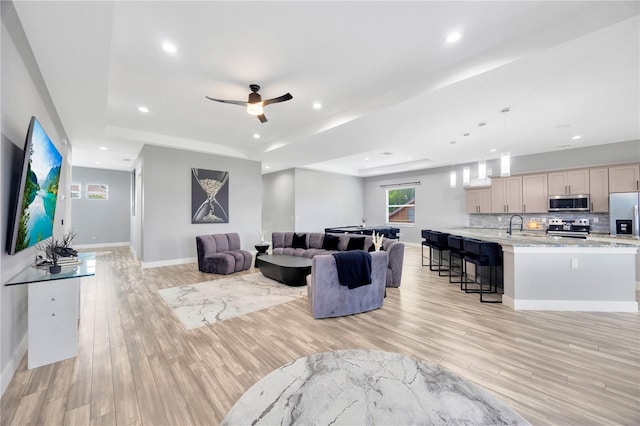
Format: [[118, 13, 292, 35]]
[[442, 230, 638, 312]]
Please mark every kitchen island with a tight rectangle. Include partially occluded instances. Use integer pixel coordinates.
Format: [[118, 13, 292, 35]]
[[441, 228, 638, 312]]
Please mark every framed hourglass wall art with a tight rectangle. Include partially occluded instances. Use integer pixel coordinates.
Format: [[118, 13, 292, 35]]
[[191, 168, 229, 223]]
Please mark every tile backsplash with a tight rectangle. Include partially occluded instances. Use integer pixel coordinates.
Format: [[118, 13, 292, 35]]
[[469, 212, 610, 233]]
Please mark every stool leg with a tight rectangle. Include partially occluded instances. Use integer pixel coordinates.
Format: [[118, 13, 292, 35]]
[[480, 266, 502, 303]]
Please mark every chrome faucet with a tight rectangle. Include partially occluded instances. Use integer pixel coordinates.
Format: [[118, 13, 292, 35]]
[[508, 215, 524, 235]]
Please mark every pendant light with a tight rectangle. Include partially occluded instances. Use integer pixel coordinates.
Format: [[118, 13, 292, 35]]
[[500, 107, 511, 177], [478, 122, 487, 180], [478, 160, 487, 180], [449, 141, 457, 188], [462, 133, 470, 186]]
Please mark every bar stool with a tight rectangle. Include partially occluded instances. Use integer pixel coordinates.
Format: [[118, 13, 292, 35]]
[[428, 231, 450, 276], [447, 235, 465, 284], [421, 230, 431, 267], [462, 239, 503, 303]]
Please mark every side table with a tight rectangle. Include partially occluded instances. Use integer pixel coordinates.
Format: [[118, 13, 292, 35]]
[[255, 243, 270, 267]]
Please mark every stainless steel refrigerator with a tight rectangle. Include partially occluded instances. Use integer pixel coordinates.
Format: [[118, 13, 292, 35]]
[[609, 192, 640, 236]]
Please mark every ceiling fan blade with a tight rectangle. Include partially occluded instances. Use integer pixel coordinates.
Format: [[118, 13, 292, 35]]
[[257, 114, 268, 123], [205, 96, 247, 106], [262, 93, 293, 106]]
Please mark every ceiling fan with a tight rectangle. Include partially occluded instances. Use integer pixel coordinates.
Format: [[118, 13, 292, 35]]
[[205, 84, 293, 123]]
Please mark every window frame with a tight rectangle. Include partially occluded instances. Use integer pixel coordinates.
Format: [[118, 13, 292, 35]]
[[385, 185, 416, 226]]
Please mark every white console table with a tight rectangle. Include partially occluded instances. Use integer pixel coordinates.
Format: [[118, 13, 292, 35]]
[[5, 253, 96, 369]]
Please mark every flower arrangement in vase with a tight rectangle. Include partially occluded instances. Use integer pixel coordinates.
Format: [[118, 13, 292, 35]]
[[256, 228, 268, 244], [372, 232, 384, 251]]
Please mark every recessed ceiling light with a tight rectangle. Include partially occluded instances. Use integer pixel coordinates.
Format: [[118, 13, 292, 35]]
[[99, 146, 108, 150], [312, 102, 322, 110], [490, 148, 497, 152], [95, 161, 101, 165], [253, 133, 260, 139], [408, 157, 413, 161], [264, 165, 270, 169], [138, 106, 149, 113], [560, 143, 573, 148], [446, 32, 461, 43], [364, 157, 369, 161], [572, 135, 582, 140], [162, 42, 177, 54]]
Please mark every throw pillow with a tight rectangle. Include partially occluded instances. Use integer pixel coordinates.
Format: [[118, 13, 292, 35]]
[[346, 236, 365, 251], [322, 234, 340, 250], [292, 233, 307, 249]]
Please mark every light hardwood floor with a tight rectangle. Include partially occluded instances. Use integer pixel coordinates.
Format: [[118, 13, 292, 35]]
[[1, 246, 639, 425]]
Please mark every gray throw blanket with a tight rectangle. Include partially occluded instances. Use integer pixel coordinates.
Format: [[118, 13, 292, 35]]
[[332, 250, 372, 289]]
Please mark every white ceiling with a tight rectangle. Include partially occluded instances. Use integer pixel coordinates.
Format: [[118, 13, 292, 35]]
[[13, 1, 640, 176]]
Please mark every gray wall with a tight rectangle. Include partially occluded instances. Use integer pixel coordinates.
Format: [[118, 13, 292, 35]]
[[262, 168, 364, 236], [294, 168, 363, 232], [139, 145, 262, 266], [363, 140, 640, 245], [262, 169, 295, 238], [364, 168, 467, 244], [1, 1, 72, 395], [71, 167, 131, 245]]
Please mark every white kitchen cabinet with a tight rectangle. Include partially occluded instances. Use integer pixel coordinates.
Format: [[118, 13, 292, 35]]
[[589, 167, 609, 212], [522, 173, 548, 213], [608, 164, 640, 193], [491, 176, 523, 213], [466, 188, 491, 213], [548, 168, 590, 195]]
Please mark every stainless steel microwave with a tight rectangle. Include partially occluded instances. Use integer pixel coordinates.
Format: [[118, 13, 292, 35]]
[[548, 194, 590, 212]]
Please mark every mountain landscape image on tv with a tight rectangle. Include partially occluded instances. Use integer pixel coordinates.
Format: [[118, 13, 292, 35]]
[[10, 117, 62, 254]]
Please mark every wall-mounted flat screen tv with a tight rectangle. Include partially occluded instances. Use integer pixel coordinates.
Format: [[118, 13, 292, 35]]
[[8, 117, 62, 254]]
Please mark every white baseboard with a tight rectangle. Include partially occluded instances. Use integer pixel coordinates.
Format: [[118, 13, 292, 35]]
[[141, 257, 197, 269], [74, 242, 129, 249], [129, 245, 137, 259], [1, 333, 27, 397], [504, 295, 638, 312]]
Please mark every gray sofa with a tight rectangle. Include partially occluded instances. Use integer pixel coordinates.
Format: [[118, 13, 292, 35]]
[[196, 233, 252, 274], [307, 251, 388, 319], [271, 232, 404, 287]]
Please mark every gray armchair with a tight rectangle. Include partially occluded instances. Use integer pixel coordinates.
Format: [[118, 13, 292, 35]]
[[196, 233, 252, 274], [306, 251, 388, 319]]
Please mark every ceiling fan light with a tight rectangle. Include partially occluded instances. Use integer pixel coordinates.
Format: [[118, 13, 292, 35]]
[[247, 102, 263, 116], [500, 152, 511, 177]]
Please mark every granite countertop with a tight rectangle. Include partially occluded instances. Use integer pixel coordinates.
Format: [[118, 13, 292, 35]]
[[440, 228, 639, 248]]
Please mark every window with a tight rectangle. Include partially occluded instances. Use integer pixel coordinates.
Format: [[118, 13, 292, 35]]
[[86, 184, 108, 200], [386, 186, 415, 224], [70, 183, 81, 199]]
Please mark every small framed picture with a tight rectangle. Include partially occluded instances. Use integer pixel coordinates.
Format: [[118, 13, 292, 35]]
[[86, 184, 108, 200], [70, 183, 81, 199]]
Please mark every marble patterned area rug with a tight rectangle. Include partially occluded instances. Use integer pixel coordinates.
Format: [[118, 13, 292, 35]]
[[222, 349, 530, 426], [158, 273, 306, 330]]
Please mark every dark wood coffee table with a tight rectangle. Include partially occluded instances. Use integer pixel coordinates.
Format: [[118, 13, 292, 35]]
[[256, 255, 312, 286]]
